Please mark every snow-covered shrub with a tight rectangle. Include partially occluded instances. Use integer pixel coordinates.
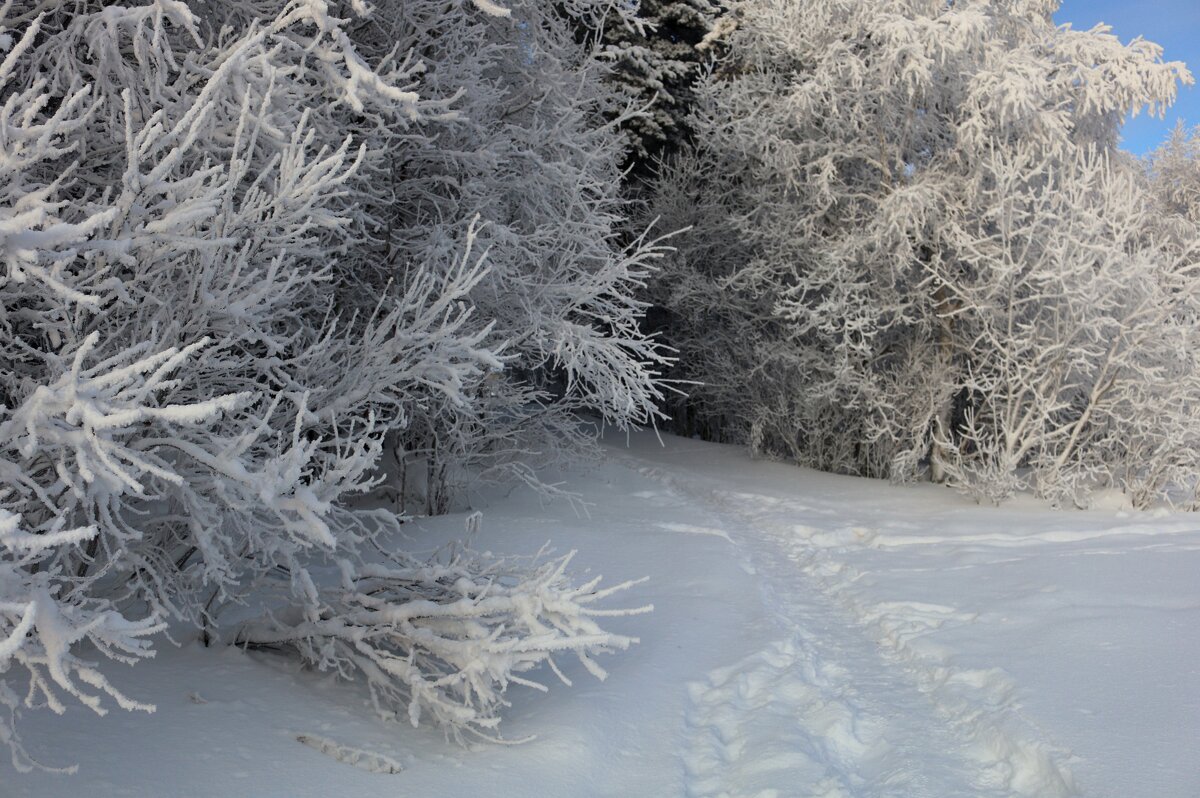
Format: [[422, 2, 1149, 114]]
[[1, 0, 659, 768], [652, 0, 1199, 506]]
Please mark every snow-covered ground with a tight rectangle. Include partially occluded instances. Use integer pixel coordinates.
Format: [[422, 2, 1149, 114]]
[[5, 433, 1199, 797]]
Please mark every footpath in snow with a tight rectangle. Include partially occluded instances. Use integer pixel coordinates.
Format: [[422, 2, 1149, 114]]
[[4, 433, 1199, 797]]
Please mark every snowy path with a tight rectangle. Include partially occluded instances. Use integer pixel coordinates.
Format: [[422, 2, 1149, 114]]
[[621, 455, 1076, 798], [5, 433, 1199, 797]]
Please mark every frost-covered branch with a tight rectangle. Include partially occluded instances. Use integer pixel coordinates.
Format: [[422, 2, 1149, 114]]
[[238, 537, 650, 742]]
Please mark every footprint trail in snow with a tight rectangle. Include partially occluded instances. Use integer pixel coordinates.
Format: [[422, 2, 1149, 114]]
[[623, 457, 1078, 798]]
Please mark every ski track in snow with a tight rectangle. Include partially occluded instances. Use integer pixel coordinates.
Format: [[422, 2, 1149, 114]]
[[621, 456, 1079, 798]]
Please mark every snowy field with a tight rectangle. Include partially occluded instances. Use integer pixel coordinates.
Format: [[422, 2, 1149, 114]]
[[5, 432, 1199, 798]]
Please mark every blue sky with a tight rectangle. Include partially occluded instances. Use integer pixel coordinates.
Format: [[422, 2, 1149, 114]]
[[1054, 0, 1200, 154]]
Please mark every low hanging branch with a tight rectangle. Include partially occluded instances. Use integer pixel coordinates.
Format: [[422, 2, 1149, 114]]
[[237, 543, 652, 742]]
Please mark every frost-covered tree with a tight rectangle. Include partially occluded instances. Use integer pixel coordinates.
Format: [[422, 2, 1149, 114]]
[[1146, 122, 1200, 302], [653, 0, 1199, 506], [1148, 121, 1200, 223], [349, 0, 675, 508], [1, 0, 658, 770]]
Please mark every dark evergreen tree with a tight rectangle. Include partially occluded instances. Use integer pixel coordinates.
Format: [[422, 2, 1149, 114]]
[[595, 1, 730, 172]]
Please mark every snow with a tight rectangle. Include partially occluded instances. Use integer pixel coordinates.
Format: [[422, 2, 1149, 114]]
[[5, 432, 1199, 797]]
